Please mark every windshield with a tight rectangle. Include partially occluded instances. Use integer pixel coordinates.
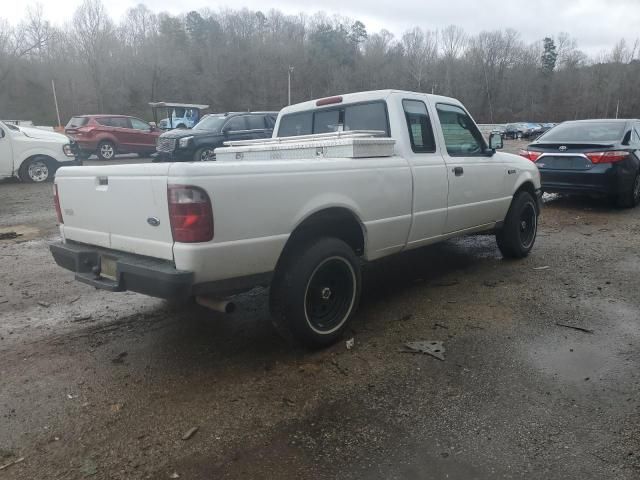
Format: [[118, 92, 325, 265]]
[[193, 114, 227, 132], [539, 121, 626, 142]]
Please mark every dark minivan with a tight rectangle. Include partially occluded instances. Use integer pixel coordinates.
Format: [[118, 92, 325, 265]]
[[155, 111, 278, 162], [520, 119, 640, 208]]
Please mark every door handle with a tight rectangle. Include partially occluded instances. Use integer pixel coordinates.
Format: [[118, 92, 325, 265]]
[[452, 166, 464, 176]]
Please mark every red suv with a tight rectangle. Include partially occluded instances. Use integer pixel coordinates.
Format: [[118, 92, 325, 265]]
[[65, 115, 161, 160]]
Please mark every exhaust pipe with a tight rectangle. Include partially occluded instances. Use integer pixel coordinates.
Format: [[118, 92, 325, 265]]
[[196, 296, 236, 314]]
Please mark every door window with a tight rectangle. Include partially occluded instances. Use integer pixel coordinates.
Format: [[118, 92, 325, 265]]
[[130, 118, 150, 130], [402, 100, 436, 153], [436, 104, 485, 156], [246, 115, 266, 130], [99, 117, 130, 128], [224, 116, 247, 133]]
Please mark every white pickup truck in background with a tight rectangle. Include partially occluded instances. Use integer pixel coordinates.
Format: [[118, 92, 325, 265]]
[[50, 90, 541, 347], [0, 120, 79, 182]]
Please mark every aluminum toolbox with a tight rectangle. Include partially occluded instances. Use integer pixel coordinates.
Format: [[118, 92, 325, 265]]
[[215, 130, 395, 161]]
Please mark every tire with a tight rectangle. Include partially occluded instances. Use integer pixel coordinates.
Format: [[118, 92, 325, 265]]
[[176, 124, 187, 129], [269, 237, 362, 349], [18, 157, 54, 183], [616, 172, 640, 208], [496, 191, 539, 259], [97, 141, 116, 160], [193, 147, 216, 162]]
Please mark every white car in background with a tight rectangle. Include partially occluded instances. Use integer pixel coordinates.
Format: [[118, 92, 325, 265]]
[[0, 120, 79, 183]]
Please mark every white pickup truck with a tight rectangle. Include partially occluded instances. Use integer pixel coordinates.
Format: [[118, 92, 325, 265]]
[[50, 90, 541, 347], [0, 121, 79, 182]]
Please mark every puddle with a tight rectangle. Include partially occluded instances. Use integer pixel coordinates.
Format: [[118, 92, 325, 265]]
[[530, 342, 613, 383], [526, 298, 638, 385]]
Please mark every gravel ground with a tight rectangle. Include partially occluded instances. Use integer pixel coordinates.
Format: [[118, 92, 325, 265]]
[[0, 142, 639, 479]]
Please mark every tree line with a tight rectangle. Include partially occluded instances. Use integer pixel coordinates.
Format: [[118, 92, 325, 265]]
[[1, 0, 639, 126]]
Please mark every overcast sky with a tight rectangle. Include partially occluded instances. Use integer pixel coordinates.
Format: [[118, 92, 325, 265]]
[[4, 0, 639, 55]]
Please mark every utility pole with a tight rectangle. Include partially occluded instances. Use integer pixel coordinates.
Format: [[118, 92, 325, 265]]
[[288, 66, 294, 106], [615, 99, 620, 119], [52, 79, 61, 128]]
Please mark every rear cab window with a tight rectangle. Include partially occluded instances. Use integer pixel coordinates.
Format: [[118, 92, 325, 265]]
[[277, 101, 390, 138]]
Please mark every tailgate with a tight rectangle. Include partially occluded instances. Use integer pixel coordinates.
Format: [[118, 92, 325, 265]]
[[56, 163, 175, 260]]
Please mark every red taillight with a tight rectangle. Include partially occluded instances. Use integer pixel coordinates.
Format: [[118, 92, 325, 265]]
[[53, 184, 63, 224], [518, 150, 542, 162], [316, 96, 343, 106], [585, 151, 630, 164], [167, 185, 213, 243]]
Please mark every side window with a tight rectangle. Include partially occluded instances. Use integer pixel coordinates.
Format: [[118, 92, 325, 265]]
[[224, 116, 247, 132], [402, 100, 436, 153], [314, 109, 341, 134], [265, 115, 276, 129], [106, 117, 130, 129], [130, 118, 150, 130], [246, 115, 266, 130], [436, 104, 484, 156], [344, 102, 389, 136], [278, 112, 312, 137]]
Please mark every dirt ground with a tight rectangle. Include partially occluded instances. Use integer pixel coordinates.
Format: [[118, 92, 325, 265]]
[[1, 142, 639, 479]]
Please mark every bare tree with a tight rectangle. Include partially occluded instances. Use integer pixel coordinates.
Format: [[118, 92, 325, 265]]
[[402, 28, 437, 90], [72, 0, 115, 111]]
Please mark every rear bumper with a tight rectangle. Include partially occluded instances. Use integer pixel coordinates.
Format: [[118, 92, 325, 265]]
[[50, 241, 193, 299], [540, 162, 635, 195]]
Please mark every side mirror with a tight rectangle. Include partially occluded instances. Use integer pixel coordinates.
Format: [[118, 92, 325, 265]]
[[489, 132, 503, 150]]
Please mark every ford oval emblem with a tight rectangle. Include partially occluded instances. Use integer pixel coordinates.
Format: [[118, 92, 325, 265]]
[[559, 145, 567, 151], [147, 217, 160, 227]]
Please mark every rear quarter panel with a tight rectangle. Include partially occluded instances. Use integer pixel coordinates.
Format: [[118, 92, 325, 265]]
[[168, 157, 413, 283]]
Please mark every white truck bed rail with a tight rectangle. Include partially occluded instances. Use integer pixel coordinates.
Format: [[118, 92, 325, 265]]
[[217, 130, 395, 161]]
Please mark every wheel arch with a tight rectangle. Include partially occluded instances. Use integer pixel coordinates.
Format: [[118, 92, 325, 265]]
[[274, 206, 367, 275], [513, 179, 536, 198]]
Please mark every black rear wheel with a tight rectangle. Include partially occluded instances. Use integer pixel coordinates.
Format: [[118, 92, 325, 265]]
[[270, 237, 361, 348], [496, 191, 539, 259]]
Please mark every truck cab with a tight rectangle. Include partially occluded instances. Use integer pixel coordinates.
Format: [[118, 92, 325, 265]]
[[50, 90, 541, 348]]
